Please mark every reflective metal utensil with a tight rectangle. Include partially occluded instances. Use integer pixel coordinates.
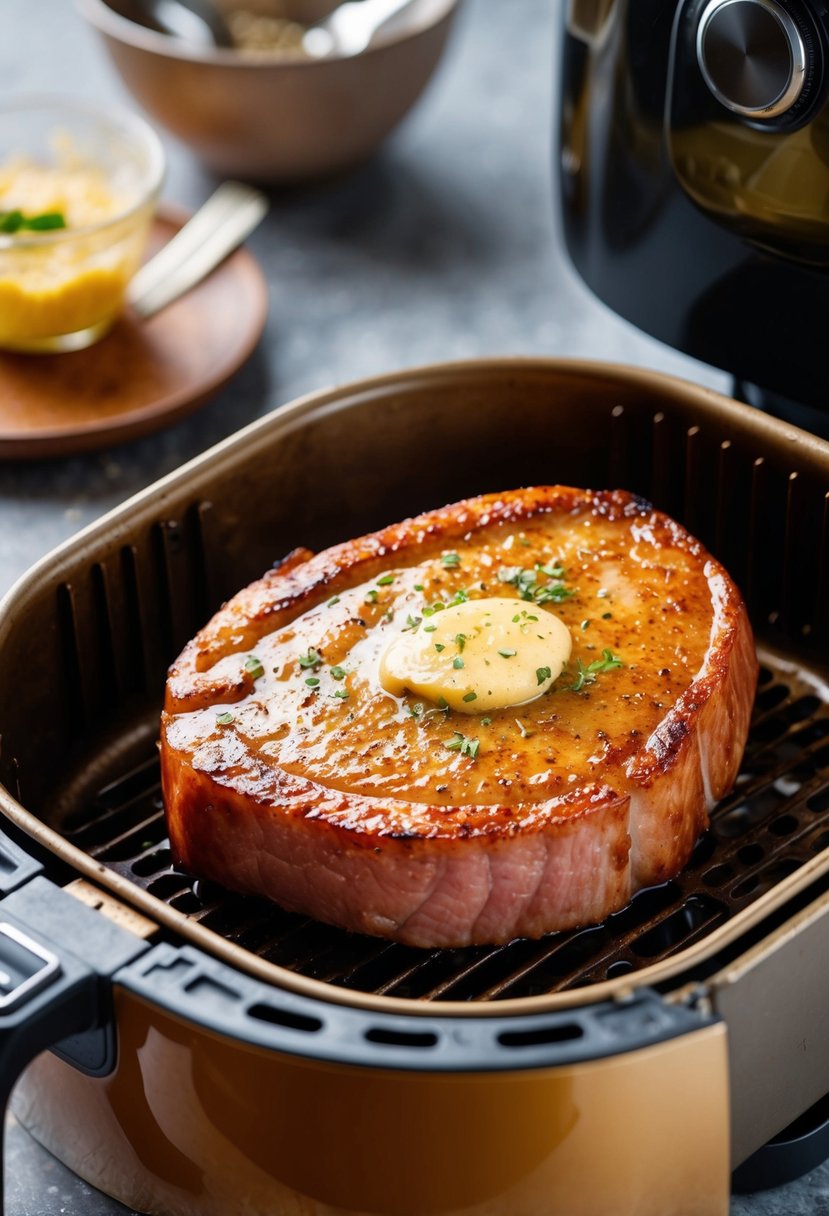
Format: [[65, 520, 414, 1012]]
[[128, 181, 268, 321], [303, 0, 421, 57]]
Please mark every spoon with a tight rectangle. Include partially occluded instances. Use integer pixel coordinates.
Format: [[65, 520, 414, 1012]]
[[126, 0, 422, 57], [303, 0, 422, 58], [128, 181, 268, 320], [119, 0, 235, 46]]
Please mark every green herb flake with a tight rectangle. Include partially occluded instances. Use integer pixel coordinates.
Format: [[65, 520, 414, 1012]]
[[453, 656, 464, 670], [537, 562, 566, 579], [455, 633, 467, 652], [441, 552, 461, 568], [481, 716, 492, 726], [377, 574, 395, 586], [305, 677, 320, 688], [498, 648, 517, 658], [437, 696, 450, 710], [434, 643, 446, 653], [0, 209, 66, 233], [414, 583, 425, 592], [330, 665, 346, 680], [216, 710, 234, 725], [298, 648, 322, 669], [445, 731, 479, 758], [424, 624, 437, 633], [364, 589, 379, 604], [243, 655, 265, 679], [333, 689, 349, 700], [562, 648, 624, 693], [512, 614, 521, 623], [536, 666, 552, 686], [409, 702, 424, 719], [463, 691, 477, 702], [326, 595, 340, 607], [404, 614, 422, 632]]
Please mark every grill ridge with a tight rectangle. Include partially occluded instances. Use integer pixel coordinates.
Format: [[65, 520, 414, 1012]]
[[63, 654, 829, 1004]]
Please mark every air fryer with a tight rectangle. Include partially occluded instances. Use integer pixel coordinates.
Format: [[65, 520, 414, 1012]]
[[558, 0, 829, 432]]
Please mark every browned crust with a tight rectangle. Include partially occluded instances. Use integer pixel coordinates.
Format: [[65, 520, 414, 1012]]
[[167, 487, 656, 701]]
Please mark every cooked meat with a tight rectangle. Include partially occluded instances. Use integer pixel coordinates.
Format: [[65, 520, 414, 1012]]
[[161, 487, 757, 947]]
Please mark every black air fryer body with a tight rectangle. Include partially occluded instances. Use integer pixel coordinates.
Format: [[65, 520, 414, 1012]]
[[558, 0, 829, 419]]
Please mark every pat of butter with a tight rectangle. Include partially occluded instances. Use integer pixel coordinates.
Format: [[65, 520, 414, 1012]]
[[379, 596, 572, 714]]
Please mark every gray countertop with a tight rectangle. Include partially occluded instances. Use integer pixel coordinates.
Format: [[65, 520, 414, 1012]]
[[1, 1, 828, 1212]]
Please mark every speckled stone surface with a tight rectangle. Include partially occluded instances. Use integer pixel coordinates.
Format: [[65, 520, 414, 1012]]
[[1, 1, 828, 1213]]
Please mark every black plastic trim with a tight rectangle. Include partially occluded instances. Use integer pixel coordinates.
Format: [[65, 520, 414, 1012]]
[[0, 874, 150, 1211], [117, 942, 717, 1073], [732, 1091, 829, 1191]]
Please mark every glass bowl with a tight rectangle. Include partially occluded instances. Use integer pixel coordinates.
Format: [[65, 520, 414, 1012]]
[[0, 98, 165, 353]]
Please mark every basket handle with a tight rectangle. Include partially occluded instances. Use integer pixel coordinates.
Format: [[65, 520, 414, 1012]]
[[0, 829, 150, 1213]]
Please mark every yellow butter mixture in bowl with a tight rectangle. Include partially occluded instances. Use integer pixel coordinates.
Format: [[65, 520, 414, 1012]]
[[0, 99, 164, 352]]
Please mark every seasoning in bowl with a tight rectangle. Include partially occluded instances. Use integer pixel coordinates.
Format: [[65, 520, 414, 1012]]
[[226, 9, 309, 56], [0, 99, 164, 353]]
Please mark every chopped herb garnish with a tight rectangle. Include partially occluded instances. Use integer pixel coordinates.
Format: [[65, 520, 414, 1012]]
[[243, 655, 265, 679], [404, 614, 422, 632], [455, 633, 467, 652], [422, 601, 445, 617], [424, 624, 437, 633], [445, 731, 480, 758], [437, 696, 450, 710], [562, 648, 624, 692], [512, 613, 521, 623], [534, 582, 575, 605], [305, 677, 320, 688], [463, 691, 477, 702], [330, 665, 346, 680], [0, 209, 66, 233], [481, 716, 492, 726], [408, 702, 424, 718], [414, 583, 425, 591], [298, 649, 322, 669], [498, 562, 574, 605], [602, 612, 613, 620], [377, 574, 395, 586], [327, 595, 340, 607], [435, 643, 446, 653], [441, 552, 461, 568], [216, 710, 234, 725], [364, 589, 379, 603], [536, 666, 552, 685], [453, 656, 464, 669], [333, 689, 349, 700], [596, 647, 624, 670], [536, 562, 566, 579], [448, 588, 469, 607], [498, 648, 517, 658]]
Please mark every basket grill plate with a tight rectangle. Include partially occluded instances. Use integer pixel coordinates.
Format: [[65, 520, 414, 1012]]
[[64, 652, 829, 1002]]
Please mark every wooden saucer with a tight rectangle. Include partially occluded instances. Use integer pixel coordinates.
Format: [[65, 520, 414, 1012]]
[[0, 206, 268, 460]]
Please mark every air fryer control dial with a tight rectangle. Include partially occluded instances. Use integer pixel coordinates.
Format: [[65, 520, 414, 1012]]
[[696, 0, 807, 117]]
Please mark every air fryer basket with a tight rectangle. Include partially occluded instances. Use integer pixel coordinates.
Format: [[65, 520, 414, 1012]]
[[0, 358, 829, 1209]]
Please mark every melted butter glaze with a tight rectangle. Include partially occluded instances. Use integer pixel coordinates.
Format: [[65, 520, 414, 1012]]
[[168, 508, 714, 811]]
